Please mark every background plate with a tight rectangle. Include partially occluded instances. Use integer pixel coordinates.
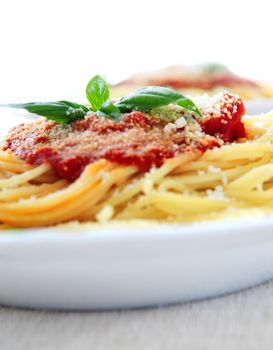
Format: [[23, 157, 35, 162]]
[[245, 98, 273, 115]]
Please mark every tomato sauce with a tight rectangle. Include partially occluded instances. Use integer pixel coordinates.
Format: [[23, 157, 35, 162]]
[[2, 93, 246, 181], [200, 92, 246, 142], [147, 75, 257, 91]]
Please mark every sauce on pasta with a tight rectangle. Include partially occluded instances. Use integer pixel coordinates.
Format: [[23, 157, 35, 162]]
[[2, 93, 245, 181]]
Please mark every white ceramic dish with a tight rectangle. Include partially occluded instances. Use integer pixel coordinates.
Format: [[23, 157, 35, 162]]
[[245, 98, 273, 115], [1, 106, 273, 310], [1, 217, 273, 310]]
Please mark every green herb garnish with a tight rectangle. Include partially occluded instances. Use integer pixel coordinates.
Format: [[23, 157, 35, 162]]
[[116, 86, 200, 116], [86, 75, 110, 111], [86, 75, 121, 120], [100, 99, 121, 120], [2, 101, 89, 124], [0, 76, 200, 124]]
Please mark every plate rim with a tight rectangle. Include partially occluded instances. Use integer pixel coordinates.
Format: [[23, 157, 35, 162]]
[[1, 214, 273, 244]]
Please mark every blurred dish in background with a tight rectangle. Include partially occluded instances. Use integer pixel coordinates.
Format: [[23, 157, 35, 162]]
[[111, 63, 273, 100], [245, 98, 273, 115]]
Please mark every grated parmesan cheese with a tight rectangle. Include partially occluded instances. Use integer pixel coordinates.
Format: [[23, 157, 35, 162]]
[[175, 117, 187, 129], [95, 205, 114, 223], [208, 165, 221, 174], [206, 186, 229, 201], [18, 195, 37, 203], [192, 93, 221, 118], [256, 183, 263, 191], [142, 178, 154, 194], [226, 206, 236, 213], [192, 91, 241, 122], [221, 175, 228, 185], [98, 169, 109, 181], [163, 122, 176, 133]]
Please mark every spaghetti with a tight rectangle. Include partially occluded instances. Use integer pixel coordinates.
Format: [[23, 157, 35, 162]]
[[1, 90, 273, 228]]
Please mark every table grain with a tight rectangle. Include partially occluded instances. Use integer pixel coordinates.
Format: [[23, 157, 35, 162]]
[[1, 281, 273, 350]]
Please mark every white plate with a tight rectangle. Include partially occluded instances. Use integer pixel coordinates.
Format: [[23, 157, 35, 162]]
[[245, 98, 273, 115], [1, 216, 273, 310], [1, 108, 273, 310]]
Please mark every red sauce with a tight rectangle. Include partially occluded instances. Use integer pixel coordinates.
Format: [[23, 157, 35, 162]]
[[141, 75, 257, 91], [2, 94, 246, 181], [200, 93, 246, 142]]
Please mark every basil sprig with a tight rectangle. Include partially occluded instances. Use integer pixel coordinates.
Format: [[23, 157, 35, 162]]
[[100, 99, 122, 120], [86, 75, 110, 111], [1, 101, 89, 124], [86, 75, 121, 120], [0, 75, 200, 124], [116, 86, 200, 116]]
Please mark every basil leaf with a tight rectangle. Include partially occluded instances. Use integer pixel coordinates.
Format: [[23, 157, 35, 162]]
[[201, 62, 230, 73], [58, 100, 89, 112], [115, 86, 200, 116], [100, 99, 122, 120], [177, 98, 201, 116], [1, 101, 89, 124], [0, 76, 201, 125], [115, 86, 181, 112], [86, 75, 109, 111]]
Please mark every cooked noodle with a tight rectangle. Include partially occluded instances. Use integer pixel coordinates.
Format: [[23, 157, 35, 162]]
[[1, 112, 273, 228]]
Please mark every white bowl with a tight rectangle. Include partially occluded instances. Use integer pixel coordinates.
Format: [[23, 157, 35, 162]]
[[1, 216, 273, 310], [1, 108, 273, 310], [245, 98, 273, 115]]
